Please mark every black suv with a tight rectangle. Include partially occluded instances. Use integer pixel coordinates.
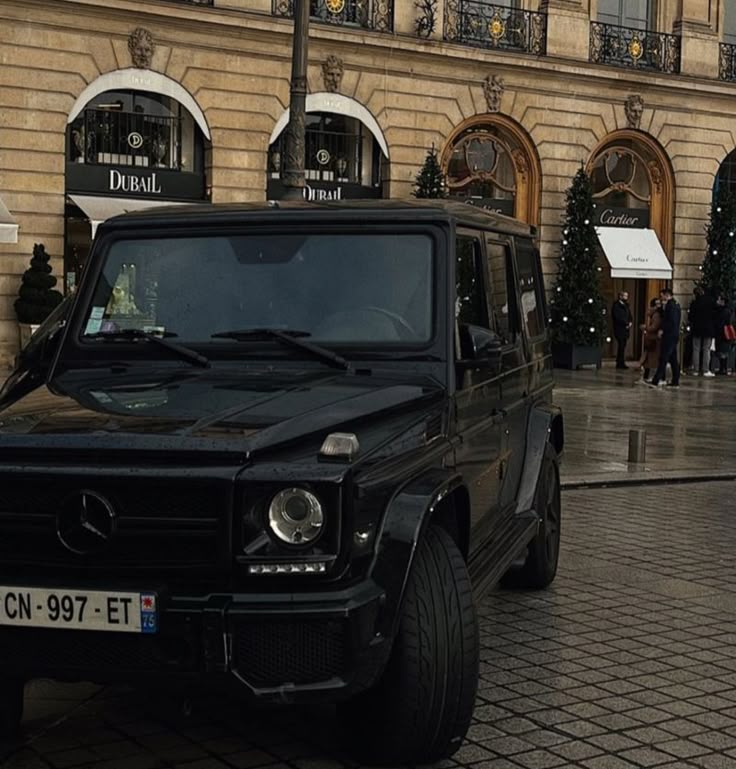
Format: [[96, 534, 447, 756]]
[[0, 200, 563, 764]]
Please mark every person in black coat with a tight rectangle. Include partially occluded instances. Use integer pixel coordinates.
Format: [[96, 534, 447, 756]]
[[649, 287, 681, 387], [688, 287, 717, 376], [611, 291, 633, 369]]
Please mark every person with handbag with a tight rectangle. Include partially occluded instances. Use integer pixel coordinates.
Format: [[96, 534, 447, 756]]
[[715, 294, 735, 376], [638, 298, 662, 382]]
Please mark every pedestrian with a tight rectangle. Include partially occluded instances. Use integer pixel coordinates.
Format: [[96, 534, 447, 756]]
[[611, 291, 633, 370], [687, 286, 716, 377], [648, 287, 681, 388], [638, 297, 662, 382], [714, 294, 735, 376]]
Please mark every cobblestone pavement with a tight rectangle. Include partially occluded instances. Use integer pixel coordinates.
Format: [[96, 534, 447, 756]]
[[3, 481, 736, 769]]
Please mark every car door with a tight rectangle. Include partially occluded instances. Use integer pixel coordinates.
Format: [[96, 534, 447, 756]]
[[453, 230, 505, 545], [485, 236, 529, 514]]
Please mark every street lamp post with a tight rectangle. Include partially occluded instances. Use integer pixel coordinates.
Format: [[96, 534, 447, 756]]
[[282, 0, 310, 201]]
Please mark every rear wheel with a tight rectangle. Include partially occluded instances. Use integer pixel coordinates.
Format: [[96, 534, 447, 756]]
[[0, 679, 24, 738], [340, 525, 479, 765], [503, 444, 561, 589]]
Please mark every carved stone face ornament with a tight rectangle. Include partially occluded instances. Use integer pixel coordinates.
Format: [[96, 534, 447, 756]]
[[128, 28, 155, 69], [321, 55, 344, 94], [625, 94, 644, 130], [483, 74, 505, 114]]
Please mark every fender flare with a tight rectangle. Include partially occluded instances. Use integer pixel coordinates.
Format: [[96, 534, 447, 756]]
[[515, 403, 563, 516], [369, 467, 464, 639]]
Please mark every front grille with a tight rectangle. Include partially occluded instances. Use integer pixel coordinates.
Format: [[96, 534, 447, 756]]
[[0, 479, 229, 571], [0, 626, 198, 673], [234, 619, 346, 686]]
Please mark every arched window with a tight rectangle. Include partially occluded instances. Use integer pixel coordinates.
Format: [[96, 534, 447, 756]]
[[268, 111, 383, 199], [590, 144, 652, 215], [67, 90, 205, 175], [441, 115, 541, 225], [715, 149, 736, 196]]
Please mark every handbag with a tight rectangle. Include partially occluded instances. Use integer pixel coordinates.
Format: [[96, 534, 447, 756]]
[[724, 324, 736, 341]]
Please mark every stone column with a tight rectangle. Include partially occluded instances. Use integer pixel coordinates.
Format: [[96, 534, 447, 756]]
[[674, 0, 719, 78], [540, 0, 591, 61]]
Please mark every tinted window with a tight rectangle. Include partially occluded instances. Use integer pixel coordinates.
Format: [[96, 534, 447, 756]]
[[515, 240, 546, 339], [455, 235, 489, 328], [81, 233, 434, 346], [486, 240, 518, 344]]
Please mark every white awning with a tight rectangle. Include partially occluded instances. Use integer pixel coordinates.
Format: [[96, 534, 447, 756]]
[[0, 197, 19, 244], [596, 226, 672, 280], [68, 195, 189, 238]]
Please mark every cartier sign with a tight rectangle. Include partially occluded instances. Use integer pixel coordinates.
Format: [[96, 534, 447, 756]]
[[595, 206, 649, 228]]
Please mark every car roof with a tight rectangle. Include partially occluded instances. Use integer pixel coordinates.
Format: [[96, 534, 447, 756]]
[[97, 199, 536, 238]]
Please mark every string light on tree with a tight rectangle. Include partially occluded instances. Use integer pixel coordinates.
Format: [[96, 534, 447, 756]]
[[549, 166, 605, 352], [700, 186, 736, 304]]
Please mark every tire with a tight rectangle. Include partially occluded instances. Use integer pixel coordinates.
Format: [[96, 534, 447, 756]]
[[0, 679, 23, 738], [340, 525, 479, 765], [503, 444, 561, 589]]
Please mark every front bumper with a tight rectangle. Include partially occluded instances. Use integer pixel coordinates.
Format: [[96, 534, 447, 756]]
[[0, 580, 389, 703]]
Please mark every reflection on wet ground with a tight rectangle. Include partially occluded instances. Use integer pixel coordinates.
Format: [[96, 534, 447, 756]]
[[554, 364, 736, 485]]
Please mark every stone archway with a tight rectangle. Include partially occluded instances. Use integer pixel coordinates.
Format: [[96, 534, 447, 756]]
[[587, 129, 676, 360], [440, 114, 542, 226]]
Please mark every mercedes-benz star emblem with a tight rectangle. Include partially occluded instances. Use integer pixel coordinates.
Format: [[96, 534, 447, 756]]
[[57, 491, 117, 555]]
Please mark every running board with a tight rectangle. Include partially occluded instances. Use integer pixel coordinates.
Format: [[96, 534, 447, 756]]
[[468, 511, 539, 600]]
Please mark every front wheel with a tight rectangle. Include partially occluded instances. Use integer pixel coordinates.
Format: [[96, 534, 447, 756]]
[[0, 678, 24, 738], [340, 525, 479, 765]]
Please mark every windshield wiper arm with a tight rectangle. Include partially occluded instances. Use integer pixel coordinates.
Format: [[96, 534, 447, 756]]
[[86, 329, 209, 368], [211, 328, 350, 371]]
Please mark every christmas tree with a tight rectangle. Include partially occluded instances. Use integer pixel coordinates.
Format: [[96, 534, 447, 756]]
[[549, 168, 606, 347], [14, 243, 64, 324], [699, 186, 736, 302], [413, 147, 447, 199]]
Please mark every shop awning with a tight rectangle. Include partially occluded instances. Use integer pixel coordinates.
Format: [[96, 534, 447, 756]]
[[595, 226, 672, 280], [0, 197, 19, 244], [68, 195, 189, 238]]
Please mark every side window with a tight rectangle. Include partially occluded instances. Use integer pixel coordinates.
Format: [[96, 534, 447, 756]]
[[514, 239, 546, 339], [455, 235, 489, 328], [486, 239, 518, 344]]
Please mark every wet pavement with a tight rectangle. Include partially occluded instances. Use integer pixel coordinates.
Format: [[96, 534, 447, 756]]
[[553, 365, 736, 486], [4, 481, 736, 769]]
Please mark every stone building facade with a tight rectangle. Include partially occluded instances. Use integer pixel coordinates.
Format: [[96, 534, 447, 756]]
[[0, 0, 735, 365]]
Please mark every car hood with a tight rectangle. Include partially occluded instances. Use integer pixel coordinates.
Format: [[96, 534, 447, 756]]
[[0, 366, 445, 459]]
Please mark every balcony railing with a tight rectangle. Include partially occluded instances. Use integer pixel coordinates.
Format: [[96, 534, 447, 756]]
[[444, 1, 547, 56], [720, 43, 736, 82], [68, 109, 182, 170], [590, 22, 680, 73], [273, 0, 394, 33]]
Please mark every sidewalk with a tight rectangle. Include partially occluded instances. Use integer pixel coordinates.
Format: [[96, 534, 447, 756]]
[[555, 363, 736, 487]]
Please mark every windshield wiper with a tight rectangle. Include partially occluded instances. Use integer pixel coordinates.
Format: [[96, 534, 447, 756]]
[[86, 329, 209, 368], [211, 328, 350, 371]]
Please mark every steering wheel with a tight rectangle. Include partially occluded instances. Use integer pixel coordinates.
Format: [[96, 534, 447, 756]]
[[354, 306, 417, 340]]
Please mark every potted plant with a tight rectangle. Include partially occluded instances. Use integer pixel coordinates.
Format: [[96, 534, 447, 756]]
[[14, 243, 64, 349], [549, 168, 605, 369]]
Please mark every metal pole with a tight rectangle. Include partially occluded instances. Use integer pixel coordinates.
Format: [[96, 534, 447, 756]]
[[628, 429, 647, 464], [282, 0, 310, 201]]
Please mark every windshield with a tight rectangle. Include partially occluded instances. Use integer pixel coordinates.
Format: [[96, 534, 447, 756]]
[[80, 232, 434, 347]]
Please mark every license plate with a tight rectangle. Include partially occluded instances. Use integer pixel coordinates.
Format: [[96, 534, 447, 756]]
[[0, 587, 158, 634]]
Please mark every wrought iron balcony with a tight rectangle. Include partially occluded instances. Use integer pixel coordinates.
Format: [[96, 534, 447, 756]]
[[590, 22, 680, 74], [720, 43, 736, 82], [444, 1, 547, 56], [273, 0, 394, 33]]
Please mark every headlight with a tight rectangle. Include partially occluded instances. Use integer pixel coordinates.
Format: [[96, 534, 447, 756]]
[[268, 488, 324, 545]]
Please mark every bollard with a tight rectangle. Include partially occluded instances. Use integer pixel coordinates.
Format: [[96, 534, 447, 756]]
[[628, 429, 647, 464]]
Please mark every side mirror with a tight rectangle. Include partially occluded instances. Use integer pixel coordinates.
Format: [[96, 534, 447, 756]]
[[458, 324, 502, 363]]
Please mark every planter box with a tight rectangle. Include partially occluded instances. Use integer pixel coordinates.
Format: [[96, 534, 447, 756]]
[[18, 323, 40, 350], [552, 342, 602, 370]]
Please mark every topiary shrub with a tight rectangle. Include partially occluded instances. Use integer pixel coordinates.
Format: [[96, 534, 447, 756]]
[[14, 243, 64, 325]]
